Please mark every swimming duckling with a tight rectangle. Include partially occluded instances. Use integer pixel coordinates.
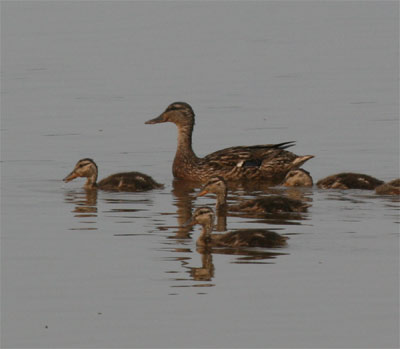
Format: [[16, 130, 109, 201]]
[[316, 172, 383, 190], [197, 176, 309, 213], [188, 206, 288, 248], [63, 158, 163, 191], [282, 169, 313, 187], [145, 102, 314, 183], [375, 178, 400, 195]]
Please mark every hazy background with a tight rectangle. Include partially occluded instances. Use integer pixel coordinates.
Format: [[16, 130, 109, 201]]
[[1, 1, 398, 348]]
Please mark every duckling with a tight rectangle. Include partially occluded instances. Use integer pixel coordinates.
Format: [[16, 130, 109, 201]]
[[188, 206, 288, 248], [197, 176, 309, 213], [281, 168, 313, 187], [316, 172, 383, 190], [63, 158, 163, 191], [375, 178, 400, 195], [145, 102, 314, 183]]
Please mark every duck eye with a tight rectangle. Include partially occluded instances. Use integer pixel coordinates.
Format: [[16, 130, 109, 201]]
[[167, 105, 179, 111]]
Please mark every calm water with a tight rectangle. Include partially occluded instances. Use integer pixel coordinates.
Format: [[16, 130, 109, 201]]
[[1, 2, 399, 348]]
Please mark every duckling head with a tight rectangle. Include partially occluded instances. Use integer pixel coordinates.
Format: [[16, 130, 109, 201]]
[[63, 158, 98, 187], [282, 169, 313, 187], [198, 176, 228, 207], [145, 102, 195, 127], [189, 206, 215, 229]]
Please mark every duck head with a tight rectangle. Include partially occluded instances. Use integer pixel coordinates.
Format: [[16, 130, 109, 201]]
[[187, 206, 215, 228], [145, 102, 195, 127], [63, 158, 98, 188], [197, 176, 228, 208]]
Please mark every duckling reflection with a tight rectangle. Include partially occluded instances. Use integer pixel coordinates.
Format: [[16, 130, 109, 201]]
[[169, 179, 200, 239], [187, 207, 288, 248], [172, 244, 287, 288], [189, 249, 215, 282], [64, 189, 98, 216], [63, 158, 163, 191], [198, 176, 310, 214]]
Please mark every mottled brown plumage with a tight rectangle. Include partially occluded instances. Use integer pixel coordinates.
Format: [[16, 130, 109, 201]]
[[316, 172, 383, 190], [145, 102, 313, 183], [188, 207, 288, 248], [63, 158, 163, 191], [282, 169, 313, 187], [375, 178, 400, 195], [198, 176, 309, 213]]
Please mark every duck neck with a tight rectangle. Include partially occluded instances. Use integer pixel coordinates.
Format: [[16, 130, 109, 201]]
[[84, 173, 98, 189], [215, 190, 228, 210], [176, 123, 196, 157], [173, 123, 198, 177], [197, 222, 213, 246]]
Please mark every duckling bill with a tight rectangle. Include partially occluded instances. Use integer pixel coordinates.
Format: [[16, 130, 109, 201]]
[[63, 158, 163, 191]]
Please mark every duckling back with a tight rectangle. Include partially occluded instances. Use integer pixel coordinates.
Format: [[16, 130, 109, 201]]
[[231, 196, 309, 213], [98, 172, 163, 191], [317, 173, 383, 190], [213, 229, 288, 248]]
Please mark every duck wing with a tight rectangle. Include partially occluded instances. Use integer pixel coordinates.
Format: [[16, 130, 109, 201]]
[[202, 141, 296, 169]]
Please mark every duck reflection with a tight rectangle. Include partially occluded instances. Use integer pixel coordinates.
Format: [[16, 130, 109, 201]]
[[64, 189, 98, 231], [169, 179, 200, 239], [64, 188, 98, 216], [166, 241, 288, 289], [189, 248, 215, 282]]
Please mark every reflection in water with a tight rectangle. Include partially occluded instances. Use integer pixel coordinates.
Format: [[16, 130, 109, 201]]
[[163, 181, 302, 291], [201, 186, 313, 227], [64, 189, 98, 216], [189, 249, 215, 282], [64, 189, 98, 231], [169, 179, 200, 239], [164, 244, 288, 291]]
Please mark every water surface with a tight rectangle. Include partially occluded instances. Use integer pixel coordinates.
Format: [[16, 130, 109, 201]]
[[1, 2, 399, 348]]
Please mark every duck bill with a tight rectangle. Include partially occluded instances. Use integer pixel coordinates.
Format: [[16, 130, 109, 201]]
[[63, 171, 79, 183], [145, 114, 165, 124], [197, 189, 209, 197]]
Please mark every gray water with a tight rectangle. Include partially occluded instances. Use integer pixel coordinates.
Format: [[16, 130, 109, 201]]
[[1, 2, 399, 348]]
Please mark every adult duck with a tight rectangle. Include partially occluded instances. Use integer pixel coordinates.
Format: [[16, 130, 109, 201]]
[[63, 158, 163, 191], [145, 102, 313, 183], [187, 206, 288, 248], [197, 176, 309, 213]]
